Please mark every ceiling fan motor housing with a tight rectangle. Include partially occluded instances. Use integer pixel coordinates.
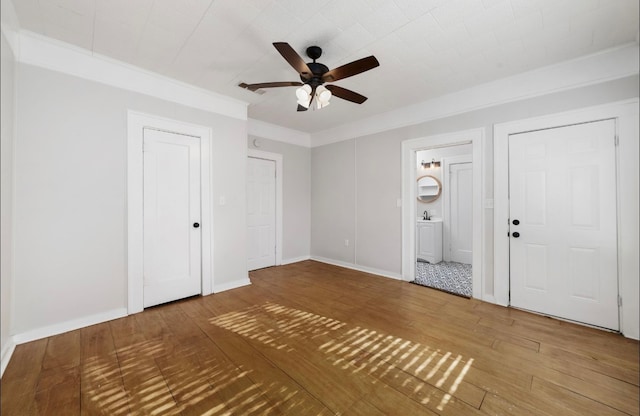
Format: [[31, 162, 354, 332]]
[[301, 62, 329, 85], [306, 46, 322, 60], [300, 46, 329, 86]]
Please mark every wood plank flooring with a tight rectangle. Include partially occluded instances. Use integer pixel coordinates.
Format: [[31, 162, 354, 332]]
[[2, 260, 638, 415]]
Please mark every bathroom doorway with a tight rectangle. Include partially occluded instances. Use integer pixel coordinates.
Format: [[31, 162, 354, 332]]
[[401, 129, 484, 300], [415, 145, 473, 297]]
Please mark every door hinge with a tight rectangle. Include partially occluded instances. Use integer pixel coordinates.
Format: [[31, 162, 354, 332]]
[[618, 295, 622, 307], [614, 135, 619, 146]]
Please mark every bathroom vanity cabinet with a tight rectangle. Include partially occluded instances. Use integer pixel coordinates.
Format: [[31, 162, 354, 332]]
[[417, 220, 443, 264]]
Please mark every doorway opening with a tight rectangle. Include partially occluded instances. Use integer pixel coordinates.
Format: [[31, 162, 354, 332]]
[[401, 128, 484, 300], [415, 146, 473, 297]]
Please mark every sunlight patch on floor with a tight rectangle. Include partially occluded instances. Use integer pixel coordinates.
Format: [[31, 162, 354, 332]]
[[209, 301, 475, 413], [82, 336, 300, 415]]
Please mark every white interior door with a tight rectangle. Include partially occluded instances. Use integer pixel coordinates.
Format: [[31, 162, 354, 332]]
[[143, 129, 201, 307], [247, 157, 276, 271], [509, 119, 618, 330], [449, 162, 473, 264]]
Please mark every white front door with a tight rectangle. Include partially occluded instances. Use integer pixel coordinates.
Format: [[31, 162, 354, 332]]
[[143, 128, 201, 307], [247, 157, 276, 271], [509, 119, 618, 330], [449, 162, 473, 264]]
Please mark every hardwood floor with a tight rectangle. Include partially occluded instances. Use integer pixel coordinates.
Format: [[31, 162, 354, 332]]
[[2, 260, 638, 415]]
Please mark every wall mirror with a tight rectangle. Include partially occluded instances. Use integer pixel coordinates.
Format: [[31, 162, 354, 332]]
[[417, 175, 442, 203]]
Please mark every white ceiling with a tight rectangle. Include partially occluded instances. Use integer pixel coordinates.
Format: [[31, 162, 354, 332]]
[[9, 0, 640, 133]]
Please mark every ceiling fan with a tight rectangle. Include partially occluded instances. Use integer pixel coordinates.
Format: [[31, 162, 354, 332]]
[[239, 42, 379, 112]]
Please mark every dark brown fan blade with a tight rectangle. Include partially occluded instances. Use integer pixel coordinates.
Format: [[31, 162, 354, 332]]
[[322, 56, 379, 82], [325, 85, 368, 104], [273, 42, 313, 80], [239, 81, 302, 91]]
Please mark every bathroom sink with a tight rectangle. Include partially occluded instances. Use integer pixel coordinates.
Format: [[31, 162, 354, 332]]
[[417, 218, 442, 222]]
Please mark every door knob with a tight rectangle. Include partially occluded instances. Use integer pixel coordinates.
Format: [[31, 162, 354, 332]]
[[512, 232, 520, 238], [512, 219, 520, 225], [193, 222, 200, 228]]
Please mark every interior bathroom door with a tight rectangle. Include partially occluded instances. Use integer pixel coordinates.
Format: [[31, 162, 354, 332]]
[[509, 119, 618, 330], [449, 162, 473, 264], [143, 128, 202, 308], [247, 157, 276, 271]]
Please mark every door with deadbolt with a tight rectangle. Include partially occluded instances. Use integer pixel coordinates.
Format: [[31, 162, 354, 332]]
[[509, 119, 618, 330]]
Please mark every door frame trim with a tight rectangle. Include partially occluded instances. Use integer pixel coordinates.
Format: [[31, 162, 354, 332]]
[[401, 128, 484, 300], [494, 99, 639, 339], [442, 155, 473, 263], [247, 149, 283, 268], [127, 111, 214, 314]]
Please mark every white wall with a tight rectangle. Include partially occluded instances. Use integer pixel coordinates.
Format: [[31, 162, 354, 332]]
[[310, 75, 639, 292], [1, 31, 16, 370], [247, 136, 311, 263], [12, 63, 248, 335], [311, 140, 356, 264], [354, 133, 403, 275]]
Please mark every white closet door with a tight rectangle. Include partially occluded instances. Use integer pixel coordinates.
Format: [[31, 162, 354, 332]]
[[509, 119, 618, 330], [247, 157, 276, 271], [143, 129, 201, 307]]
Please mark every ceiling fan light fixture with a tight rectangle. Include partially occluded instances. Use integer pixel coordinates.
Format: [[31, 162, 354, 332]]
[[296, 84, 311, 100], [316, 99, 330, 110], [297, 97, 311, 108], [316, 85, 331, 108], [296, 84, 312, 108]]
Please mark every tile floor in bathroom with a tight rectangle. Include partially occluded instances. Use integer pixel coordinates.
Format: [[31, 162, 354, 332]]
[[414, 260, 472, 297]]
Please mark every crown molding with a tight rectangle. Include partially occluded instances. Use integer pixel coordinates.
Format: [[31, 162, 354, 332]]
[[14, 30, 248, 121], [311, 43, 640, 147], [4, 17, 638, 146], [248, 118, 311, 148]]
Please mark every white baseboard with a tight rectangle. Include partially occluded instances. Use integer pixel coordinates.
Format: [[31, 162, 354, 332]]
[[281, 255, 311, 265], [213, 278, 251, 293], [1, 339, 16, 378], [12, 307, 128, 346], [310, 256, 404, 281]]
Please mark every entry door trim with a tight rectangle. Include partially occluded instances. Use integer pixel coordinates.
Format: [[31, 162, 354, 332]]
[[248, 149, 283, 267], [494, 99, 639, 339], [127, 111, 213, 314]]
